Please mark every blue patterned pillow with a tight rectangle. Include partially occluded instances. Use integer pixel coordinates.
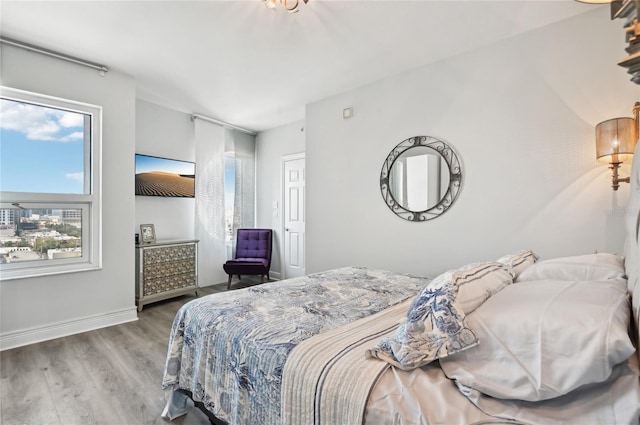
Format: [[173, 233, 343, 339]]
[[366, 273, 479, 371]]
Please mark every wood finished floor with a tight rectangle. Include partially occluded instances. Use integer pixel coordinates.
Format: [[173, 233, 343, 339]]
[[0, 277, 266, 425]]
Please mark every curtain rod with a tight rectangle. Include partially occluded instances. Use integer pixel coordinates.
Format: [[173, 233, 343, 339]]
[[191, 113, 257, 136], [0, 36, 109, 76]]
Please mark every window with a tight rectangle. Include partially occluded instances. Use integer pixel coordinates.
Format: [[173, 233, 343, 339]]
[[224, 154, 236, 244], [0, 87, 101, 280], [223, 132, 255, 251]]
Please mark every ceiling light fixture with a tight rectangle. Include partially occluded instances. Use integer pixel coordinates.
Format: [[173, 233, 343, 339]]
[[261, 0, 308, 13]]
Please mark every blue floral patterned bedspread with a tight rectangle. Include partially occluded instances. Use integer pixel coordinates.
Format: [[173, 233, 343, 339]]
[[162, 266, 429, 425]]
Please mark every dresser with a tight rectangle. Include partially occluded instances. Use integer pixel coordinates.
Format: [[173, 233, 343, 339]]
[[135, 239, 199, 312]]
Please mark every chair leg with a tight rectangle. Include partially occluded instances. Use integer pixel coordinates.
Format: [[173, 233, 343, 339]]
[[261, 275, 265, 284], [227, 274, 232, 290]]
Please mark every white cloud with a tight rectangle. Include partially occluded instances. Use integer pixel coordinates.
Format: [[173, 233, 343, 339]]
[[60, 132, 84, 142], [0, 99, 85, 142], [65, 172, 84, 183], [58, 112, 84, 128]]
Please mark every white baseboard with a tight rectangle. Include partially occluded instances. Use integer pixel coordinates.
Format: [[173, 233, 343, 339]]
[[0, 307, 138, 351], [270, 271, 282, 281]]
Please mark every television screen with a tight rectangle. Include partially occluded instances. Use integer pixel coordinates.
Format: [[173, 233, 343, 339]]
[[135, 154, 195, 198]]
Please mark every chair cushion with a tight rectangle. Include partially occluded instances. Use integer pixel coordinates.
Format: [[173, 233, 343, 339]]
[[223, 258, 269, 274], [231, 258, 268, 267]]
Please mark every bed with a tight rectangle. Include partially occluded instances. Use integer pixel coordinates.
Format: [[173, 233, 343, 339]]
[[162, 163, 640, 425]]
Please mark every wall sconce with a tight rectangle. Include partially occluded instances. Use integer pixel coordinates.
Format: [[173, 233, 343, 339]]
[[596, 102, 640, 190]]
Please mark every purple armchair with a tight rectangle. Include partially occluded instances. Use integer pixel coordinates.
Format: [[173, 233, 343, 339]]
[[223, 228, 273, 289]]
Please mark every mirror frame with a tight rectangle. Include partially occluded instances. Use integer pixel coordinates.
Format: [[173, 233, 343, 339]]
[[380, 136, 462, 222]]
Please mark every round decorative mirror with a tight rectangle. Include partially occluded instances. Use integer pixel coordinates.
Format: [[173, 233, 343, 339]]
[[380, 136, 462, 221]]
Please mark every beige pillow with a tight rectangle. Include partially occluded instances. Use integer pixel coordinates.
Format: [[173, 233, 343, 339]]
[[452, 262, 514, 314], [496, 249, 539, 278]]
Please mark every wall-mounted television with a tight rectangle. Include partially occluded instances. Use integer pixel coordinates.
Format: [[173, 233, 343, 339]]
[[135, 154, 195, 198]]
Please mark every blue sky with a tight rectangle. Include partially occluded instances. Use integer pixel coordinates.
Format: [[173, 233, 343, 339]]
[[225, 156, 235, 212], [135, 154, 194, 176], [1, 99, 86, 194]]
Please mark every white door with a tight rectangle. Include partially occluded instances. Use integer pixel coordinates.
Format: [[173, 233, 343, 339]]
[[283, 153, 305, 279]]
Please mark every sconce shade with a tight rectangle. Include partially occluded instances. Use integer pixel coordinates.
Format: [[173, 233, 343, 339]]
[[595, 117, 636, 163]]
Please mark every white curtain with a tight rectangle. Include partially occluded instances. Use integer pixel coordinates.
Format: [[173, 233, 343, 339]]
[[195, 119, 227, 285], [227, 129, 256, 234]]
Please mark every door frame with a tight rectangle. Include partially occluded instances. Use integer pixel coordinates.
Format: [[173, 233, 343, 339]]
[[280, 152, 305, 280]]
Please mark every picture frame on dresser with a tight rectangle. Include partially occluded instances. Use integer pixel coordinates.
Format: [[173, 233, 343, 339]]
[[140, 224, 156, 243]]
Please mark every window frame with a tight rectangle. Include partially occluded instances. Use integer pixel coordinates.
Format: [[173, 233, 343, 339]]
[[0, 86, 102, 280]]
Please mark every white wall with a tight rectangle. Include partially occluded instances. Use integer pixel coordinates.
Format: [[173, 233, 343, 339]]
[[135, 100, 196, 241], [1, 45, 137, 349], [305, 8, 636, 277], [256, 121, 305, 278]]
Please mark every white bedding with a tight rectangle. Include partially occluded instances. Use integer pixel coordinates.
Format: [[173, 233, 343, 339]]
[[364, 254, 640, 424], [459, 357, 640, 425], [279, 301, 639, 425], [366, 348, 640, 425], [365, 363, 492, 425]]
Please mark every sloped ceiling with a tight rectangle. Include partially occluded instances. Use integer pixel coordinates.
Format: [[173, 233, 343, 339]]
[[0, 0, 596, 132]]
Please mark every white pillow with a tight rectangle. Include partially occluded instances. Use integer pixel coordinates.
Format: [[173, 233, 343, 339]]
[[440, 278, 634, 402], [495, 249, 538, 277], [452, 262, 514, 314], [516, 253, 624, 282]]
